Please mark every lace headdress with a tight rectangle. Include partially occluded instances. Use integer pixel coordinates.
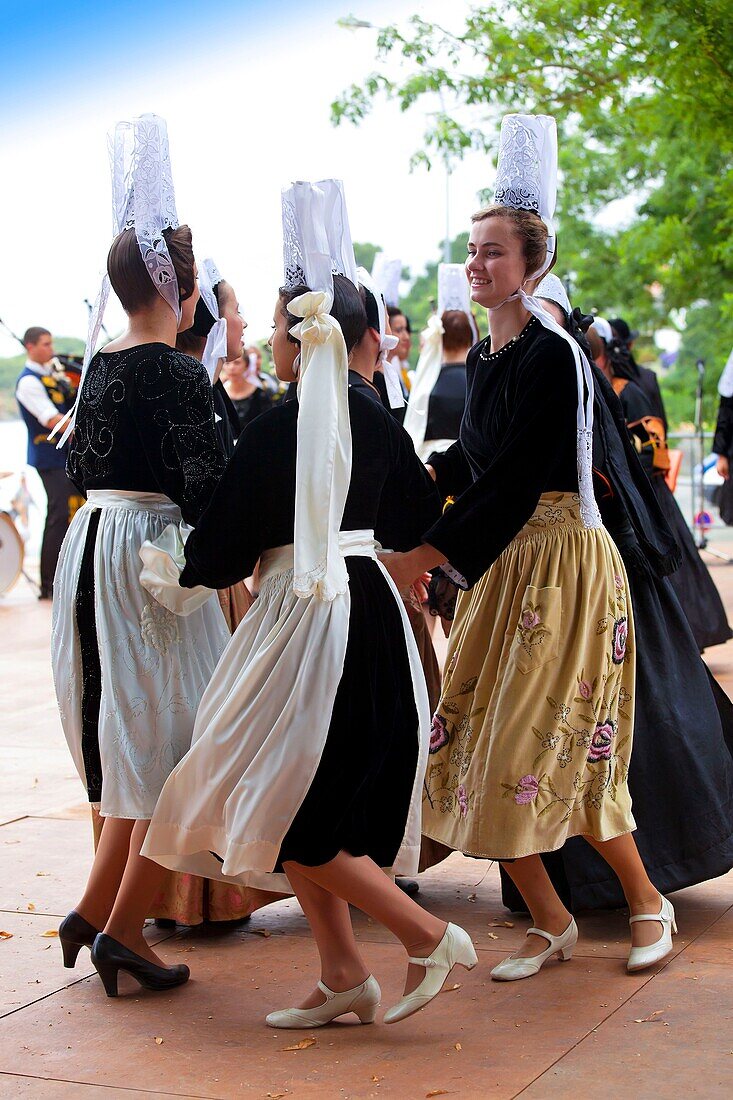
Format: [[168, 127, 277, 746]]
[[371, 253, 402, 308], [491, 113, 601, 529], [54, 113, 181, 446], [357, 266, 401, 408], [281, 179, 357, 601], [197, 257, 228, 383], [404, 263, 476, 453]]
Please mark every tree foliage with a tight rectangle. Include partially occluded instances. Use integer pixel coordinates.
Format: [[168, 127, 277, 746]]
[[333, 0, 733, 423]]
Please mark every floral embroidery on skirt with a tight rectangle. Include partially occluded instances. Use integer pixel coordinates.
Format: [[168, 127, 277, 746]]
[[422, 493, 636, 861]]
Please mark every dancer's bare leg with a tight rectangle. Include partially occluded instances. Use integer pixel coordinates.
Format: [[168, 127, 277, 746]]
[[284, 853, 447, 994], [75, 816, 135, 930], [584, 833, 662, 947], [103, 820, 171, 966], [499, 855, 572, 957], [285, 863, 370, 1009]]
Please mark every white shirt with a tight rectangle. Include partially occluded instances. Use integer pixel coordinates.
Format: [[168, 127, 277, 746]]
[[16, 360, 60, 428]]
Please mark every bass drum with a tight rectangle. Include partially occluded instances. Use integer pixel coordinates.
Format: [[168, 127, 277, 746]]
[[0, 512, 24, 595]]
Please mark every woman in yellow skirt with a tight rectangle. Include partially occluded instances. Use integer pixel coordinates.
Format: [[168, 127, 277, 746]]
[[385, 114, 677, 980]]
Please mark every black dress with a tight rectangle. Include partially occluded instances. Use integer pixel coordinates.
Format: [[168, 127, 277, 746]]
[[179, 390, 441, 868], [619, 379, 731, 651], [713, 395, 733, 526]]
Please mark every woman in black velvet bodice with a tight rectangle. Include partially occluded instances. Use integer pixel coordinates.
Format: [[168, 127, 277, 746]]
[[68, 343, 224, 524]]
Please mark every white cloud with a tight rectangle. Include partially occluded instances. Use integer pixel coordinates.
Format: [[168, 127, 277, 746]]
[[0, 1, 486, 356]]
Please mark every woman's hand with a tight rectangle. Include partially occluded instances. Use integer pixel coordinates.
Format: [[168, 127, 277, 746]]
[[717, 455, 730, 481], [378, 545, 446, 592]]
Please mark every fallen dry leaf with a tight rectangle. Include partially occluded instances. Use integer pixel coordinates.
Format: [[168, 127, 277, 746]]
[[467, 893, 477, 902], [251, 929, 272, 938], [442, 983, 461, 993], [282, 1037, 317, 1051], [41, 930, 58, 938], [491, 920, 514, 928], [0, 931, 13, 940], [454, 1042, 462, 1051], [426, 1092, 450, 1098], [36, 873, 50, 877], [634, 1010, 664, 1024], [487, 932, 499, 940], [27, 903, 36, 912], [266, 1093, 288, 1099], [154, 1036, 164, 1045]]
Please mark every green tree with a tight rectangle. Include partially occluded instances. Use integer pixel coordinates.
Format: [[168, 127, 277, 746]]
[[333, 0, 733, 423]]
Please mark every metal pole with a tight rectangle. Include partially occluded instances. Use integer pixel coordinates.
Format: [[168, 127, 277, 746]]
[[443, 159, 452, 263]]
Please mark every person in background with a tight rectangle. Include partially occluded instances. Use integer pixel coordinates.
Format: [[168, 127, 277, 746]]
[[222, 348, 278, 433], [381, 305, 411, 422], [610, 317, 668, 430], [15, 326, 82, 598]]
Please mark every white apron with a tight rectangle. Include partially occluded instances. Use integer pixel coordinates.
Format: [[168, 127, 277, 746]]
[[141, 530, 430, 893], [51, 490, 230, 819]]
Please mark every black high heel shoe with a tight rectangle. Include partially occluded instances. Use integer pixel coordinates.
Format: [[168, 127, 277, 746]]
[[90, 933, 190, 998], [58, 911, 100, 969]]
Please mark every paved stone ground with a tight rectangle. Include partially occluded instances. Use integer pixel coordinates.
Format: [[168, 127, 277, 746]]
[[2, 554, 733, 1100]]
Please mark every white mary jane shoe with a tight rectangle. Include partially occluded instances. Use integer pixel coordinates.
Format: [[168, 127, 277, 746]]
[[627, 895, 677, 972], [490, 918, 578, 982], [265, 976, 380, 1029], [383, 922, 478, 1025]]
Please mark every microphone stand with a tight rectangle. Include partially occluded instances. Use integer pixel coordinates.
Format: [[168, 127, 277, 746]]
[[695, 357, 733, 562]]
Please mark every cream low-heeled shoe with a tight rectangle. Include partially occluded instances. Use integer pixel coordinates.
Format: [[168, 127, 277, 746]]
[[490, 918, 578, 981], [383, 923, 478, 1025], [627, 895, 677, 972], [265, 975, 381, 1029]]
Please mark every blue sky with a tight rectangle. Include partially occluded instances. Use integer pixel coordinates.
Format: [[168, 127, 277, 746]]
[[0, 1, 488, 353], [0, 0, 325, 115]]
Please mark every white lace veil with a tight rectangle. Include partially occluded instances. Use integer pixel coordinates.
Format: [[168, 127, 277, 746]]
[[718, 347, 733, 399], [53, 113, 181, 446], [198, 257, 228, 383], [281, 179, 357, 601], [404, 263, 476, 451], [491, 113, 601, 529]]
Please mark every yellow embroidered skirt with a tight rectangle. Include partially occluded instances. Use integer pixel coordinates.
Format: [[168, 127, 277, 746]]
[[422, 492, 636, 860]]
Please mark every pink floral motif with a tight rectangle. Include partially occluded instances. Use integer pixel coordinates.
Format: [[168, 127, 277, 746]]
[[612, 617, 628, 664], [457, 784, 469, 817], [614, 573, 624, 591], [588, 720, 616, 762], [578, 679, 593, 701], [522, 609, 541, 630], [429, 714, 450, 754], [514, 774, 540, 805]]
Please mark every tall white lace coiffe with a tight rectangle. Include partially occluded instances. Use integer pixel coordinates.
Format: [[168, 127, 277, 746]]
[[404, 263, 477, 454], [281, 179, 358, 601], [370, 251, 406, 408], [536, 273, 571, 316], [490, 114, 601, 529], [197, 257, 229, 384], [54, 114, 182, 447], [357, 266, 401, 408]]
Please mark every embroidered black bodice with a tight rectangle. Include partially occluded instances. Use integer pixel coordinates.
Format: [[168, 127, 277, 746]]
[[67, 343, 225, 526]]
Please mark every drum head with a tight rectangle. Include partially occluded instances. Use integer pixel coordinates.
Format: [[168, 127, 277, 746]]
[[0, 513, 24, 595]]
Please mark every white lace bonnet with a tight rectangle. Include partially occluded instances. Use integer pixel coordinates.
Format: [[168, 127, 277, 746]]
[[536, 273, 571, 316], [280, 179, 359, 601], [54, 113, 181, 446], [197, 257, 229, 383], [491, 113, 601, 528]]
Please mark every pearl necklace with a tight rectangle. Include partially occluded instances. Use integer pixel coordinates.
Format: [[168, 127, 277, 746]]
[[479, 317, 537, 362]]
